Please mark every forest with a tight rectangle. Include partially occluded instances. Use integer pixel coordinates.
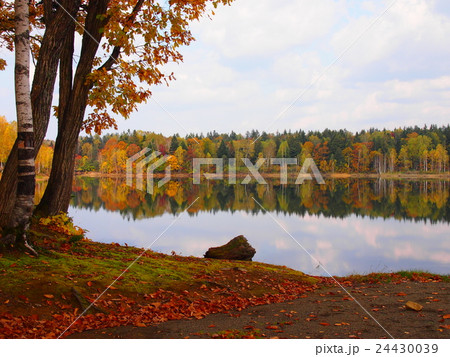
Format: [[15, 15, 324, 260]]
[[1, 117, 450, 176], [72, 125, 450, 174]]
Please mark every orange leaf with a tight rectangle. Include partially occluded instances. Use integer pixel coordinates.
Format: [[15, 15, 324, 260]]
[[443, 314, 450, 319], [87, 281, 93, 287], [439, 325, 450, 329], [266, 325, 279, 330], [44, 294, 54, 299]]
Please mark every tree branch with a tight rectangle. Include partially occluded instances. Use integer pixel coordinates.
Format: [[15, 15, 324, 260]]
[[98, 0, 145, 72]]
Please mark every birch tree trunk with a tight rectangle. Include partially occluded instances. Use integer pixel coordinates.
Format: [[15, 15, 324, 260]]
[[1, 0, 37, 255], [0, 0, 79, 227]]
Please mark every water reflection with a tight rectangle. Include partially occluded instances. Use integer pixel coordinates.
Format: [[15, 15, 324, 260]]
[[51, 177, 450, 276], [64, 177, 450, 223]]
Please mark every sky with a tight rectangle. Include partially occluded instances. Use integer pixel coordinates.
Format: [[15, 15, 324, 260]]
[[1, 0, 450, 139]]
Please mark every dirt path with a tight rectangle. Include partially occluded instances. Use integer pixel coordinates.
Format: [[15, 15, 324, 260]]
[[68, 281, 450, 339]]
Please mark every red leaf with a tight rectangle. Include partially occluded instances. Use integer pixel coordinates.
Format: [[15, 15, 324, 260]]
[[319, 322, 330, 326], [87, 281, 93, 287], [439, 325, 450, 329]]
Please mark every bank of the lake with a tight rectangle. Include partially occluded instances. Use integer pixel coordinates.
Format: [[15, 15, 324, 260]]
[[75, 171, 450, 180], [0, 222, 449, 339]]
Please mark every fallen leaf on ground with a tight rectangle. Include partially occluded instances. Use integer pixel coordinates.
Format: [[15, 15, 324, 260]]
[[266, 325, 279, 330], [405, 301, 423, 311]]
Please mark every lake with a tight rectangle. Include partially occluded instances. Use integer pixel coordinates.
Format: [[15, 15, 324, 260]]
[[39, 177, 450, 276]]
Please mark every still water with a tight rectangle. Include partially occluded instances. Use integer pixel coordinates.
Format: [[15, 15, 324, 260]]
[[59, 177, 450, 276]]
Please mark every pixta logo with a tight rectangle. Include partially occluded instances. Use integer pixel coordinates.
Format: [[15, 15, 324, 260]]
[[127, 151, 325, 194], [193, 157, 325, 185], [126, 148, 171, 194]]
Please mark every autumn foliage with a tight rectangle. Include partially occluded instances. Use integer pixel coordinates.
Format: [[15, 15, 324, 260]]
[[72, 125, 450, 174]]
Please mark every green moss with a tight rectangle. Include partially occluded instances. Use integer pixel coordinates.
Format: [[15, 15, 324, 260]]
[[0, 224, 318, 310]]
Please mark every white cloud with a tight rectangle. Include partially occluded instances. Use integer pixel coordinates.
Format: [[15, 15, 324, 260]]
[[332, 0, 450, 80], [198, 0, 343, 58]]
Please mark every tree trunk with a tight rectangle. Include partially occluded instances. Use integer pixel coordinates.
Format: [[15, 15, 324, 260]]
[[36, 0, 110, 216], [0, 0, 80, 227], [1, 0, 36, 253]]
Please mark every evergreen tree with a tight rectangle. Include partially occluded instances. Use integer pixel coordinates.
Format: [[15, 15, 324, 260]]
[[169, 135, 179, 154], [217, 140, 229, 159]]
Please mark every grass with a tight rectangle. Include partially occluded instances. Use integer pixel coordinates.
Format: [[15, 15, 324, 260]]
[[0, 220, 318, 319], [343, 270, 450, 284]]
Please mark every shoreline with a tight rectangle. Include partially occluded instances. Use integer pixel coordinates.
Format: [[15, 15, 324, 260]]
[[75, 171, 450, 180]]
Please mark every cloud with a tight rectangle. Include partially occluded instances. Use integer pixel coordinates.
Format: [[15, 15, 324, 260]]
[[332, 0, 450, 81], [197, 0, 343, 58]]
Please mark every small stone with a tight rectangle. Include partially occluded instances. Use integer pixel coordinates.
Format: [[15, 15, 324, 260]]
[[405, 301, 423, 311], [233, 267, 248, 273]]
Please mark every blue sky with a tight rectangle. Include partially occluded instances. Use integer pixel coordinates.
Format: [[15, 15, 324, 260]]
[[1, 0, 450, 139]]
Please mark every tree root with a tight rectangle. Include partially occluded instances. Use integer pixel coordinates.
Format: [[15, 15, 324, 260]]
[[0, 232, 39, 257], [71, 287, 109, 315]]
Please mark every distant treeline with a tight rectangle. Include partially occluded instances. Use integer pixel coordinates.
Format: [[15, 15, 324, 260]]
[[76, 125, 450, 174]]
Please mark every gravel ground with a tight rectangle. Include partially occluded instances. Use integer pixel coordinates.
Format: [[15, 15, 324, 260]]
[[68, 281, 450, 339]]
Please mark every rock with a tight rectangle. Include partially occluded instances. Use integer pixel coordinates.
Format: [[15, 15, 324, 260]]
[[204, 235, 256, 261], [405, 301, 423, 311]]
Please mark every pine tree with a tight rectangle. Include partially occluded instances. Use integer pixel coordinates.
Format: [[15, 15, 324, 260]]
[[169, 135, 179, 154], [217, 140, 229, 159]]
